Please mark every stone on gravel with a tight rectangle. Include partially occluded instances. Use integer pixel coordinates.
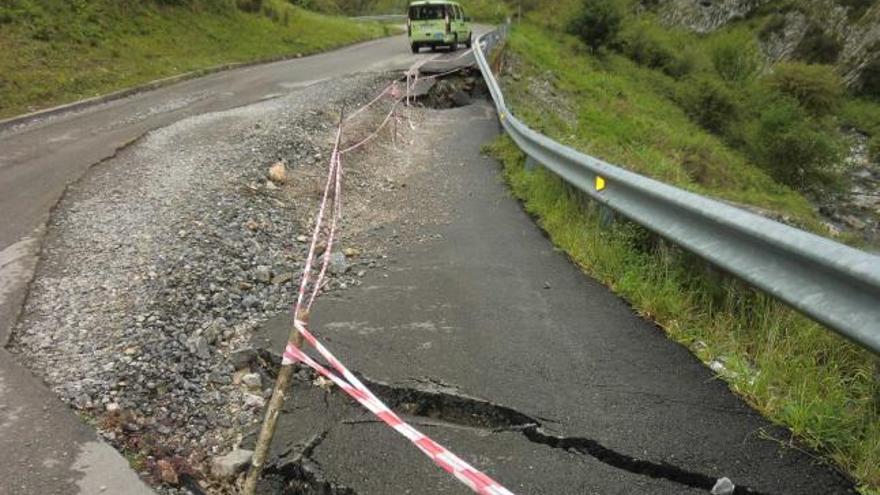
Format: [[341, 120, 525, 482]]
[[329, 252, 349, 275], [212, 448, 253, 479], [254, 265, 272, 283], [343, 247, 361, 257], [241, 373, 262, 390], [229, 347, 257, 369], [272, 272, 295, 285], [186, 335, 211, 360], [267, 161, 288, 184], [157, 459, 179, 486], [244, 393, 265, 408], [711, 477, 735, 495]]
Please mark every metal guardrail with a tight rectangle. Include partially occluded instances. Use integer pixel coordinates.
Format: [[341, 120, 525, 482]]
[[474, 27, 880, 355]]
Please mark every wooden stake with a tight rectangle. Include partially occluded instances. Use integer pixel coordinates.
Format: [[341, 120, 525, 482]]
[[242, 312, 307, 495]]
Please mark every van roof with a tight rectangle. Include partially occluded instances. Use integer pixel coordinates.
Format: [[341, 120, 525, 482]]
[[409, 1, 461, 6]]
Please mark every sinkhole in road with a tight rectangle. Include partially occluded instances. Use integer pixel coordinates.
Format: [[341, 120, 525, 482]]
[[416, 68, 489, 109]]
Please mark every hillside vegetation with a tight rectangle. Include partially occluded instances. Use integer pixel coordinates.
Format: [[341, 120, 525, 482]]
[[292, 0, 511, 21], [487, 0, 880, 492], [0, 0, 390, 118]]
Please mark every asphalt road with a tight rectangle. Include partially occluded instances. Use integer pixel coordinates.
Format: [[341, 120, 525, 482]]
[[0, 32, 474, 495], [252, 103, 856, 494]]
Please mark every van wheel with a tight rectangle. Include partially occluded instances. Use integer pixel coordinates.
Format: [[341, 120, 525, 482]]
[[451, 34, 458, 51], [411, 43, 419, 54], [465, 33, 472, 49]]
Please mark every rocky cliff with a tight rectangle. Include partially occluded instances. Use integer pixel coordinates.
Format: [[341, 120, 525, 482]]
[[654, 0, 880, 94]]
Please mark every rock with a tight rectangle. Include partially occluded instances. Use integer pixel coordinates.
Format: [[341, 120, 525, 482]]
[[297, 235, 309, 243], [186, 336, 211, 360], [229, 347, 257, 369], [254, 265, 272, 284], [451, 90, 471, 107], [241, 373, 262, 390], [842, 215, 867, 230], [242, 295, 260, 309], [209, 371, 231, 385], [203, 318, 225, 344], [709, 360, 726, 374], [711, 477, 735, 495], [329, 252, 349, 275], [342, 247, 361, 257], [212, 448, 254, 479], [267, 161, 287, 184], [106, 402, 121, 413], [265, 180, 278, 191], [157, 459, 179, 485], [272, 272, 295, 285], [243, 393, 265, 409]]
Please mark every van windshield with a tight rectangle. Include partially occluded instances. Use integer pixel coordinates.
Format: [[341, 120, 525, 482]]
[[409, 5, 447, 20]]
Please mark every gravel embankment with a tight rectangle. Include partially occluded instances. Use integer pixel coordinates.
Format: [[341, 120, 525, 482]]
[[9, 73, 401, 491]]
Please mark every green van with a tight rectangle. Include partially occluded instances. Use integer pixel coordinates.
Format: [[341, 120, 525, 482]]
[[407, 1, 473, 53]]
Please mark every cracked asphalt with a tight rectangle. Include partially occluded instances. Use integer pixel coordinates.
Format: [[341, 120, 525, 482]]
[[0, 31, 480, 495], [251, 102, 857, 494]]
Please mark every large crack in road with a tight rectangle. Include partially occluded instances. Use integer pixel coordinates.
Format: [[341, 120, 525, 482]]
[[3, 59, 859, 494], [255, 350, 767, 495]]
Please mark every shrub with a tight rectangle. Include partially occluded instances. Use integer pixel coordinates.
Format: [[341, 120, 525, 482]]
[[765, 62, 843, 116], [837, 0, 873, 19], [236, 0, 263, 12], [793, 23, 842, 64], [869, 137, 880, 164], [676, 74, 741, 135], [618, 18, 696, 78], [859, 58, 880, 98], [750, 98, 842, 189], [758, 14, 786, 41], [566, 0, 623, 51], [708, 30, 762, 83]]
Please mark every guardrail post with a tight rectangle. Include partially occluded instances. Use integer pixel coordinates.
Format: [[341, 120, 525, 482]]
[[874, 358, 880, 411], [599, 205, 615, 228]]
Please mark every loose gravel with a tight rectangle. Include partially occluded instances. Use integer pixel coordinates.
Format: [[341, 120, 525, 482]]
[[9, 72, 409, 492]]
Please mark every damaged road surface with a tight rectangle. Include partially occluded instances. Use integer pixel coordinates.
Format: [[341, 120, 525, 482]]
[[249, 99, 857, 494], [0, 32, 858, 495]]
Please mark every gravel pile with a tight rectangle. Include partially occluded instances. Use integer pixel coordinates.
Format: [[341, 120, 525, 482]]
[[10, 73, 397, 491]]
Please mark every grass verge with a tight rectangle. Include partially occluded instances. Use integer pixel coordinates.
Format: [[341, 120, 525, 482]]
[[487, 23, 880, 493], [0, 0, 393, 119]]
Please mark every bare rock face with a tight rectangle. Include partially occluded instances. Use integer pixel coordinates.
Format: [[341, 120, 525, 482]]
[[654, 0, 880, 92], [657, 0, 769, 33]]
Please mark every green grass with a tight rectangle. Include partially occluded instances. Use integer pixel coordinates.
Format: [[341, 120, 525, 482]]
[[489, 23, 880, 493], [0, 0, 391, 118]]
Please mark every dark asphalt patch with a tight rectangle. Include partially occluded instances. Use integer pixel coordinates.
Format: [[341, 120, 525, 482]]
[[247, 103, 856, 494]]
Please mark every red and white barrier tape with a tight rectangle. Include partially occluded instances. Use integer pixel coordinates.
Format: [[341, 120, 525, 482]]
[[282, 321, 515, 495], [278, 70, 516, 495]]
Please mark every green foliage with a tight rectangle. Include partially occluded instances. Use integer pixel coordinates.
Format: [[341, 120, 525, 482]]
[[566, 0, 623, 50], [488, 134, 880, 494], [749, 98, 842, 189], [236, 0, 263, 12], [676, 74, 740, 135], [498, 13, 878, 493], [793, 23, 842, 64], [859, 57, 880, 98], [0, 0, 388, 117], [758, 13, 786, 41], [618, 17, 697, 78], [837, 0, 874, 20], [707, 29, 762, 83], [765, 62, 844, 116]]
